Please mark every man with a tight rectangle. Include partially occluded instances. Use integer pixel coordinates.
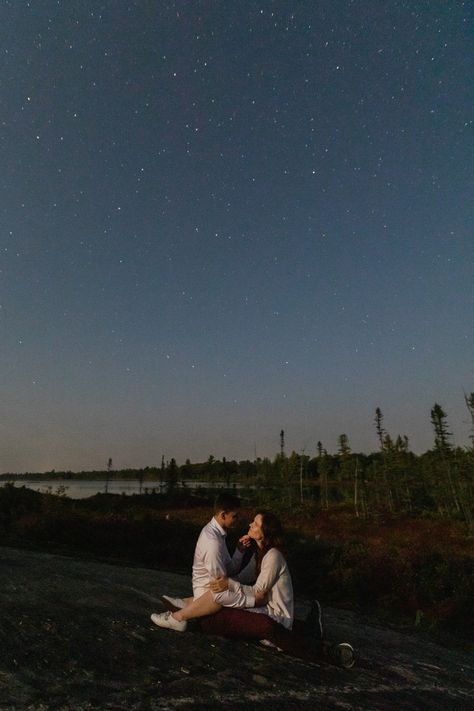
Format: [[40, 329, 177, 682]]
[[151, 493, 261, 631], [190, 492, 250, 603]]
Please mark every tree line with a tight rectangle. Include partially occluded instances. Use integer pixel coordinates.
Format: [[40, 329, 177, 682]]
[[2, 396, 473, 528]]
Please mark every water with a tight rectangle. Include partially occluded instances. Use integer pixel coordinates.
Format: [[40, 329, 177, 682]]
[[4, 478, 241, 499]]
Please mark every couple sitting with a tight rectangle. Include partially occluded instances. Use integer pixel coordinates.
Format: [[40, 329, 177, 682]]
[[151, 493, 354, 668]]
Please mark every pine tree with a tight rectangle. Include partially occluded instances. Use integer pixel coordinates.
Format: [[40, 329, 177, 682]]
[[430, 403, 459, 513], [465, 393, 474, 449], [166, 458, 178, 494], [337, 433, 351, 457], [431, 403, 453, 454], [318, 452, 329, 510], [375, 408, 386, 450], [280, 430, 285, 457], [373, 408, 394, 511]]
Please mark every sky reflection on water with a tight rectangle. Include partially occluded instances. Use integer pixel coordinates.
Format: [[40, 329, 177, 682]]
[[9, 479, 239, 499]]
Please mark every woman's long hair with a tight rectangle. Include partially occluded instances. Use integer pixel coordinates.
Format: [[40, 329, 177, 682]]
[[255, 510, 286, 576]]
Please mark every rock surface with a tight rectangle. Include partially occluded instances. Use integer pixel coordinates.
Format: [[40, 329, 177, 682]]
[[0, 546, 472, 710]]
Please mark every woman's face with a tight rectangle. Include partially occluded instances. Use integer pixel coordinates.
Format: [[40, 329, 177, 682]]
[[248, 514, 264, 542]]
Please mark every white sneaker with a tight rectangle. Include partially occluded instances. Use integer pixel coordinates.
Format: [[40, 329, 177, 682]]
[[150, 611, 187, 632], [161, 595, 186, 609]]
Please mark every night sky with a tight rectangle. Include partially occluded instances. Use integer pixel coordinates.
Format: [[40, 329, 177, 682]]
[[1, 1, 473, 472]]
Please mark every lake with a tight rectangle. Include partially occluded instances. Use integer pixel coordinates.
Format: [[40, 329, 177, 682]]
[[4, 478, 241, 499]]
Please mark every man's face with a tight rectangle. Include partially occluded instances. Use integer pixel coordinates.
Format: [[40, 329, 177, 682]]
[[220, 509, 239, 530]]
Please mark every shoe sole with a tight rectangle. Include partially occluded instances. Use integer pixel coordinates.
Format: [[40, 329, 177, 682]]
[[332, 642, 355, 669]]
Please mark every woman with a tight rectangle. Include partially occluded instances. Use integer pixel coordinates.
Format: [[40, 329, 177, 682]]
[[209, 510, 294, 628]]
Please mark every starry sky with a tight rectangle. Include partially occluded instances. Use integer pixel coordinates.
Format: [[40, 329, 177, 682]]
[[1, 0, 473, 473]]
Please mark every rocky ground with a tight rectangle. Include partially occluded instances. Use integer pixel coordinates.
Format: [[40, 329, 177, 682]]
[[0, 546, 472, 710]]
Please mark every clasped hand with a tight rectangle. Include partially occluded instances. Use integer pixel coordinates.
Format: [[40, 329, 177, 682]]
[[210, 576, 229, 593], [210, 577, 268, 607]]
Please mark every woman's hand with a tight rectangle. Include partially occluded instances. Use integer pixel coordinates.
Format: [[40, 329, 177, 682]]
[[210, 576, 229, 593], [254, 588, 268, 607], [237, 534, 252, 552]]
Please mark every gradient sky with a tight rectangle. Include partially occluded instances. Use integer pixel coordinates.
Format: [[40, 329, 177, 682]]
[[1, 0, 473, 472]]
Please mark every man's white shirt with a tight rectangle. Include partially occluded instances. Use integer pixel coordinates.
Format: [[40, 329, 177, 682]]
[[192, 517, 245, 600]]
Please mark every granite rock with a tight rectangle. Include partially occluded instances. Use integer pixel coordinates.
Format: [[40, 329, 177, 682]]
[[0, 547, 472, 710]]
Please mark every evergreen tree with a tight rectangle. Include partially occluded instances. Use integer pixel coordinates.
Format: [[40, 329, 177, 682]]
[[431, 403, 453, 454], [166, 458, 178, 493], [336, 434, 353, 503], [286, 451, 301, 506], [337, 433, 351, 457], [280, 430, 285, 457], [395, 435, 410, 453], [464, 393, 474, 449], [430, 404, 460, 514], [318, 451, 330, 510], [372, 407, 395, 510], [375, 407, 394, 453], [374, 407, 386, 450]]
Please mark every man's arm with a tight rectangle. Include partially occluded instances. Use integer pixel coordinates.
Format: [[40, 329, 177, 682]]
[[226, 546, 245, 576], [202, 539, 229, 580]]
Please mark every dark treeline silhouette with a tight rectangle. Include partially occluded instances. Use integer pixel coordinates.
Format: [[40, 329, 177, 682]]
[[2, 398, 473, 529]]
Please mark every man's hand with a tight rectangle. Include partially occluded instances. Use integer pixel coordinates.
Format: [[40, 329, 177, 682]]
[[237, 534, 252, 552], [210, 576, 229, 593], [255, 588, 268, 607]]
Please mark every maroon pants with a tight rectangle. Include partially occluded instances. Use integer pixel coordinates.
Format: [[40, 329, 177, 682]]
[[200, 608, 318, 662]]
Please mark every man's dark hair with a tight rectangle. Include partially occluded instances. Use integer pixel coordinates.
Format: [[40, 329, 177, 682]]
[[214, 492, 240, 513]]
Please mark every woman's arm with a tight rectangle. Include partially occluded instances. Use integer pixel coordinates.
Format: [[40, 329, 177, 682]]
[[210, 576, 268, 606], [212, 549, 283, 608], [250, 548, 282, 593]]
